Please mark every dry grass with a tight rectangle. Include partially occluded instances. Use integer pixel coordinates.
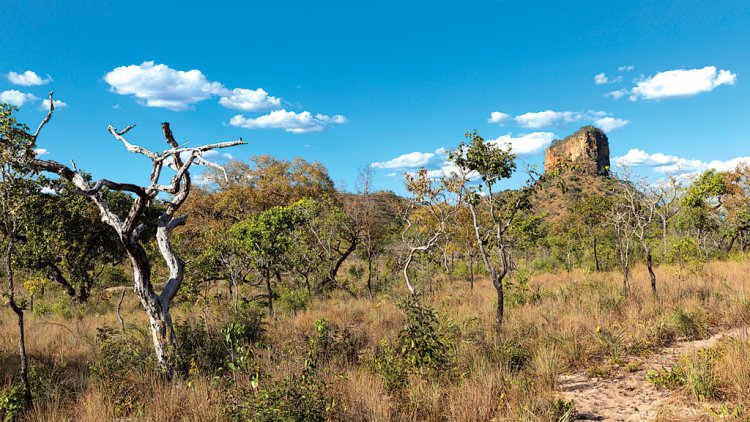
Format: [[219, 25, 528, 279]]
[[1, 258, 749, 420]]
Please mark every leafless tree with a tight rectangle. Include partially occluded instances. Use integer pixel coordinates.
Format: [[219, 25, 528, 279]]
[[31, 94, 244, 376]]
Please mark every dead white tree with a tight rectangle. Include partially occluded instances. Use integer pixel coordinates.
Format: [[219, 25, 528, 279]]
[[31, 94, 244, 376]]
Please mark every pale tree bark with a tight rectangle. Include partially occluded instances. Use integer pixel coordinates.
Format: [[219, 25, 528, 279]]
[[30, 95, 244, 376], [400, 169, 458, 296]]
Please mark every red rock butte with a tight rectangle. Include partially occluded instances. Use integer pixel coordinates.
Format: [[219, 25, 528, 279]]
[[543, 126, 610, 176]]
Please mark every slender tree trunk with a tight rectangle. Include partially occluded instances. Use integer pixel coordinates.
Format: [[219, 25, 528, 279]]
[[493, 273, 504, 324], [593, 237, 600, 272], [366, 252, 374, 302], [14, 309, 31, 404], [646, 249, 656, 296], [264, 270, 274, 316], [116, 289, 126, 332], [468, 251, 474, 290], [5, 239, 31, 404]]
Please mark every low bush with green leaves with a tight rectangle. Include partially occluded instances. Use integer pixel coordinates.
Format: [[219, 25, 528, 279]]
[[0, 385, 25, 422]]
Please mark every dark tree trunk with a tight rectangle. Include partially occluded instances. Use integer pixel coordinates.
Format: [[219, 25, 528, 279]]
[[646, 250, 656, 296], [494, 277, 504, 324], [14, 308, 31, 404], [265, 270, 274, 316], [5, 239, 31, 405]]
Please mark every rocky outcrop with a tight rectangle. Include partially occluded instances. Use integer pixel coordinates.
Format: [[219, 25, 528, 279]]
[[544, 126, 610, 176]]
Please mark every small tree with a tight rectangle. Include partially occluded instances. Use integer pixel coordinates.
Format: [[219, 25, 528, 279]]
[[0, 102, 45, 404], [615, 174, 659, 295], [399, 169, 459, 295], [449, 131, 533, 324], [231, 203, 303, 315]]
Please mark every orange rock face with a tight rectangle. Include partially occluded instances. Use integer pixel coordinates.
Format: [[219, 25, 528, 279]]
[[544, 126, 610, 176]]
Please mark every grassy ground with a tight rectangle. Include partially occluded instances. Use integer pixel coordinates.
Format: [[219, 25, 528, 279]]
[[2, 259, 749, 421]]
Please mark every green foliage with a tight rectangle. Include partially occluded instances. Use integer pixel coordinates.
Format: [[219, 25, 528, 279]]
[[397, 295, 454, 374], [682, 348, 723, 400], [231, 203, 304, 273], [451, 130, 516, 185], [307, 318, 365, 366], [506, 268, 541, 305], [646, 366, 685, 389], [277, 286, 309, 315], [0, 385, 25, 422], [250, 362, 332, 422], [667, 237, 705, 278], [668, 308, 708, 340], [175, 306, 265, 376], [367, 340, 409, 393], [89, 327, 155, 416], [647, 347, 723, 401]]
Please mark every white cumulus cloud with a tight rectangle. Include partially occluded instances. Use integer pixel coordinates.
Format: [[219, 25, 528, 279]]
[[371, 151, 436, 169], [512, 110, 628, 132], [7, 70, 49, 86], [489, 132, 558, 155], [0, 90, 38, 107], [594, 117, 629, 132], [34, 148, 49, 156], [514, 110, 580, 129], [104, 61, 227, 111], [41, 98, 67, 109], [621, 66, 736, 101], [612, 148, 749, 174], [618, 65, 634, 72], [488, 111, 510, 124], [229, 109, 346, 134], [218, 88, 281, 111]]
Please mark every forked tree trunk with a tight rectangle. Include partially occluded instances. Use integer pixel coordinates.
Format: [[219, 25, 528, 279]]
[[30, 112, 243, 378]]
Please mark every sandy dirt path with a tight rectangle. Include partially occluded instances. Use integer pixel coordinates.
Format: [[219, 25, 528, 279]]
[[558, 328, 745, 421]]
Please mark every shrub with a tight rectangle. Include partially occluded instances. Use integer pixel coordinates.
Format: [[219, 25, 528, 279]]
[[0, 385, 25, 422], [277, 286, 309, 315], [668, 308, 707, 340], [367, 340, 409, 393], [174, 317, 228, 374], [647, 346, 723, 401], [307, 318, 365, 366], [682, 348, 723, 400], [397, 295, 455, 374], [250, 362, 333, 422], [89, 327, 155, 416]]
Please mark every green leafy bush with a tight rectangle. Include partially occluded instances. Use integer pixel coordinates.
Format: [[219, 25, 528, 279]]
[[0, 385, 25, 422], [237, 362, 332, 422], [668, 308, 708, 340], [89, 327, 155, 415], [277, 286, 309, 315], [307, 318, 365, 366], [397, 295, 455, 374], [367, 340, 409, 393]]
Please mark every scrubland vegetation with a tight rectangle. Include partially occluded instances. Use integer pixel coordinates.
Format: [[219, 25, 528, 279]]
[[2, 103, 750, 420]]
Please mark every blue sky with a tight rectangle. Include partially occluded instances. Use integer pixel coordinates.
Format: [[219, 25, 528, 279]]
[[2, 0, 748, 193]]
